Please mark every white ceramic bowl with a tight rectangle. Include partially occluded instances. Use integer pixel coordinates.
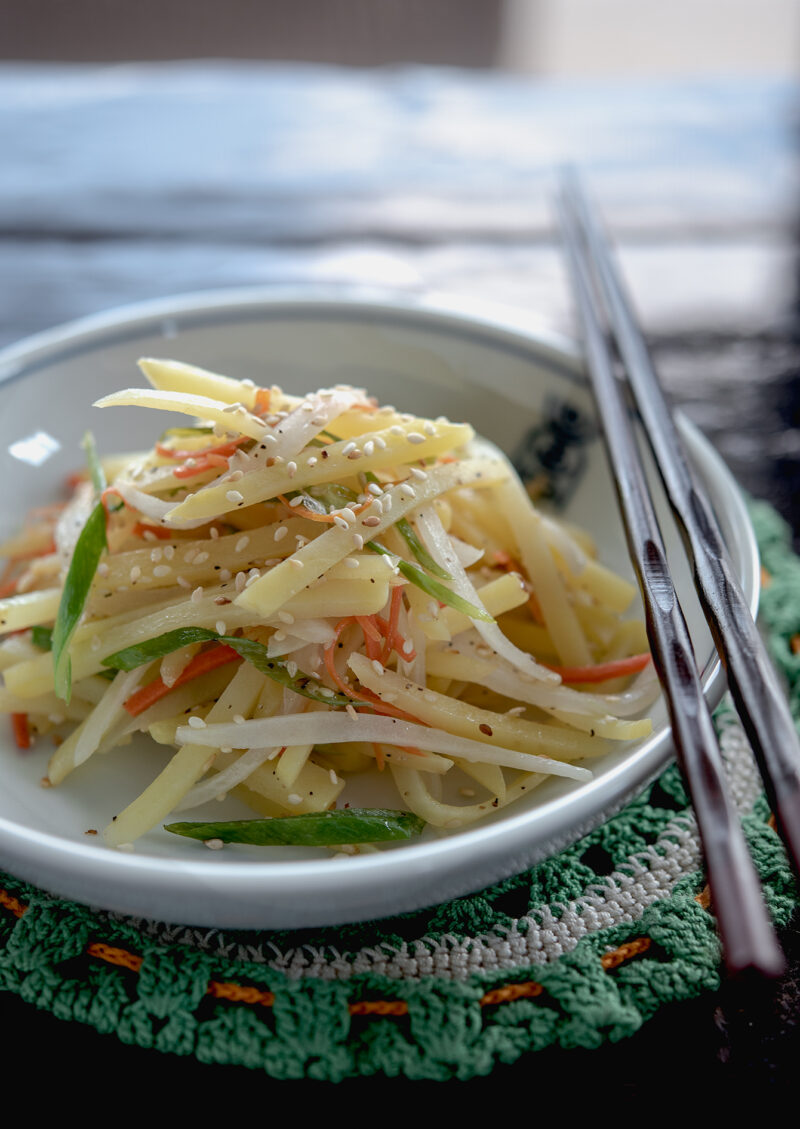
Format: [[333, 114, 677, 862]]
[[0, 288, 757, 928]]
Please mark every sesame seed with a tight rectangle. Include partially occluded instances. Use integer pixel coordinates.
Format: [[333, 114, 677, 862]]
[[287, 461, 297, 478], [176, 575, 191, 589], [215, 620, 227, 635], [389, 425, 405, 436], [406, 432, 426, 445], [332, 515, 349, 530], [329, 769, 339, 785], [153, 565, 172, 578], [188, 715, 207, 728], [150, 547, 163, 562], [363, 440, 375, 456], [204, 838, 224, 850], [235, 572, 247, 592], [352, 533, 364, 550], [374, 435, 387, 449], [163, 545, 175, 560], [306, 455, 318, 467], [193, 552, 209, 565], [209, 527, 220, 539], [183, 549, 197, 563], [344, 558, 360, 569], [346, 449, 362, 460], [367, 482, 383, 495], [219, 568, 232, 581], [235, 536, 250, 553], [233, 714, 245, 725], [278, 610, 295, 624], [289, 558, 304, 570], [399, 483, 416, 499], [226, 490, 244, 504], [273, 525, 288, 542], [287, 794, 303, 806], [423, 422, 437, 435], [289, 495, 304, 507], [342, 441, 356, 455], [191, 586, 204, 602], [410, 467, 428, 481], [345, 703, 359, 721], [286, 660, 298, 678], [371, 659, 384, 676], [129, 566, 142, 582], [97, 562, 110, 576]]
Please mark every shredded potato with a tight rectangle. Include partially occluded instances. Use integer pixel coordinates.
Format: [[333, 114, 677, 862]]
[[0, 358, 658, 850]]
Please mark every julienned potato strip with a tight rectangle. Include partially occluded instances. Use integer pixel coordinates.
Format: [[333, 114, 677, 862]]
[[0, 358, 657, 849]]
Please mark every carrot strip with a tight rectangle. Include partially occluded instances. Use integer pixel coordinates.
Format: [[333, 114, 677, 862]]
[[173, 453, 231, 480], [131, 522, 174, 541], [123, 644, 241, 717], [544, 653, 651, 684], [322, 618, 426, 732], [276, 494, 372, 523], [11, 713, 30, 750], [254, 388, 272, 415], [155, 437, 246, 461]]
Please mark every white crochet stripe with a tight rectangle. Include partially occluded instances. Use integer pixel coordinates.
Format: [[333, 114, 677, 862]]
[[116, 709, 761, 980]]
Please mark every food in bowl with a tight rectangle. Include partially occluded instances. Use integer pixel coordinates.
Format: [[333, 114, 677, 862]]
[[0, 357, 657, 852]]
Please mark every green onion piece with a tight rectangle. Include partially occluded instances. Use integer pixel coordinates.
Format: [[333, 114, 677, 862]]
[[366, 541, 494, 622], [395, 517, 450, 580], [82, 431, 106, 495], [158, 426, 214, 441], [31, 625, 53, 651], [361, 471, 449, 580], [164, 808, 425, 846], [308, 482, 359, 508], [52, 501, 108, 702], [101, 627, 357, 707]]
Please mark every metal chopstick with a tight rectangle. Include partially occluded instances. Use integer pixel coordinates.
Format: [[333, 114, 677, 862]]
[[556, 178, 786, 978], [562, 173, 800, 886]]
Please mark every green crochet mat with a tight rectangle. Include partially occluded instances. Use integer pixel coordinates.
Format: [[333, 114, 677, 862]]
[[0, 499, 798, 1081]]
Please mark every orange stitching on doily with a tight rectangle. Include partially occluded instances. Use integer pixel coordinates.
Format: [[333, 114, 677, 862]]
[[86, 941, 144, 973], [600, 936, 651, 969], [207, 981, 276, 1008], [0, 889, 26, 919], [0, 886, 653, 1016]]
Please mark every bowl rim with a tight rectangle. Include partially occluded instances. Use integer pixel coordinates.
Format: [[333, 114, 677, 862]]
[[0, 285, 758, 928]]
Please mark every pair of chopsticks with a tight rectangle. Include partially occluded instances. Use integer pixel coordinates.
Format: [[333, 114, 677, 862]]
[[557, 173, 800, 979]]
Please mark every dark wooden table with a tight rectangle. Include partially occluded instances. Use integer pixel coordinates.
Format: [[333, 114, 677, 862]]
[[2, 62, 799, 1096]]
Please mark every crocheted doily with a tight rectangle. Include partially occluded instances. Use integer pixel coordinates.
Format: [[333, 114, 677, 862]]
[[0, 500, 797, 1081]]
